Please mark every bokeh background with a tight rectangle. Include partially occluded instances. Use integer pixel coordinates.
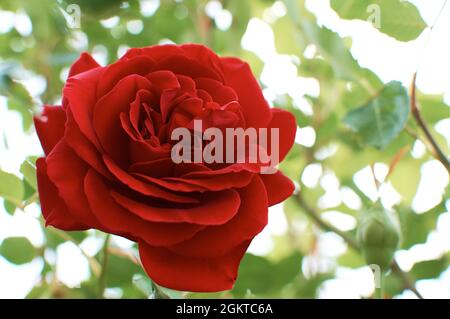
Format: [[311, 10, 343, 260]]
[[1, 0, 450, 299]]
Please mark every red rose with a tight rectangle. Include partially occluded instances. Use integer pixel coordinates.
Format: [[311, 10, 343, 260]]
[[34, 44, 296, 292]]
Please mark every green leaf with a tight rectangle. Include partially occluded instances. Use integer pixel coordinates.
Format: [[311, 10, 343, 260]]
[[3, 200, 16, 215], [20, 160, 37, 190], [418, 93, 450, 124], [343, 81, 410, 149], [0, 169, 24, 206], [0, 69, 33, 108], [0, 62, 35, 130], [7, 98, 33, 131], [338, 248, 366, 268], [284, 0, 362, 81], [273, 16, 306, 55], [132, 274, 153, 297], [22, 179, 36, 201], [410, 257, 448, 280], [0, 237, 36, 265], [106, 254, 145, 287], [397, 202, 445, 249], [45, 230, 88, 249], [330, 0, 427, 42], [295, 273, 334, 298], [26, 283, 50, 299], [232, 253, 302, 297], [389, 157, 421, 204], [385, 271, 404, 297]]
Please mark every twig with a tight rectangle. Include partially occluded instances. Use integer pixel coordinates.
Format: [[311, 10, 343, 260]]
[[296, 192, 359, 250], [107, 246, 140, 265], [410, 73, 450, 174], [294, 192, 424, 299], [416, 0, 448, 74], [391, 262, 423, 299], [385, 146, 409, 182]]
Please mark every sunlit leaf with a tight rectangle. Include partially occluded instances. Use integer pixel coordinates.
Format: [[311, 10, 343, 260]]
[[343, 81, 410, 149], [20, 159, 37, 190], [330, 0, 427, 42], [106, 254, 145, 287], [397, 202, 445, 249], [284, 0, 362, 81], [410, 257, 449, 280], [0, 169, 24, 206], [0, 237, 36, 265], [232, 253, 302, 297]]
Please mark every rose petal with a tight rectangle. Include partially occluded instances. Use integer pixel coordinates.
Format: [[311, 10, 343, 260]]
[[156, 171, 254, 192], [194, 78, 237, 105], [84, 169, 203, 246], [123, 44, 224, 81], [36, 158, 88, 230], [259, 171, 294, 206], [221, 57, 272, 128], [129, 139, 171, 163], [93, 74, 152, 165], [153, 55, 222, 82], [130, 160, 210, 178], [121, 45, 184, 61], [103, 155, 199, 204], [138, 239, 251, 292], [97, 56, 155, 98], [65, 108, 113, 179], [180, 44, 224, 79], [64, 66, 104, 147], [68, 52, 100, 78], [129, 158, 174, 177], [111, 188, 240, 225], [167, 175, 268, 258], [129, 90, 158, 134], [146, 70, 180, 96], [34, 105, 66, 156], [267, 108, 297, 163], [46, 140, 101, 228]]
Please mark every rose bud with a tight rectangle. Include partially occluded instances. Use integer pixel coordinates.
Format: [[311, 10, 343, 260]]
[[357, 206, 401, 271]]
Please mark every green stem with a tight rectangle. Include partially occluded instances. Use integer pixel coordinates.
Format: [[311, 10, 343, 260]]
[[98, 234, 111, 299], [375, 272, 385, 299]]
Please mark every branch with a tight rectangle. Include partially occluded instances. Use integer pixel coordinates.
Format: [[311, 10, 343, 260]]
[[294, 192, 424, 299], [296, 192, 359, 250], [410, 73, 450, 175]]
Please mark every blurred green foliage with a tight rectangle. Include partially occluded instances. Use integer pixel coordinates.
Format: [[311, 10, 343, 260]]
[[0, 0, 449, 299]]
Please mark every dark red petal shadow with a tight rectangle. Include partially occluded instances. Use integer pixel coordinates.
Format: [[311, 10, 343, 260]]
[[111, 188, 240, 225]]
